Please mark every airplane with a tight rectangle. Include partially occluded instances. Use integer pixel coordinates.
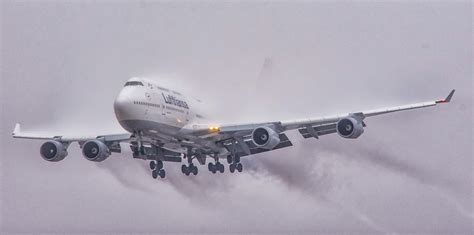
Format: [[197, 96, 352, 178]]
[[12, 77, 455, 179]]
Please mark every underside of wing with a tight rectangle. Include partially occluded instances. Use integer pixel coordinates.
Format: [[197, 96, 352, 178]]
[[298, 123, 338, 139], [221, 133, 293, 158]]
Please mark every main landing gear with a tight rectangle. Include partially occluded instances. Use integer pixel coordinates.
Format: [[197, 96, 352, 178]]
[[150, 160, 165, 179], [180, 150, 244, 176], [181, 152, 198, 176], [208, 161, 224, 174], [207, 153, 224, 174], [181, 163, 198, 176], [227, 155, 243, 173]]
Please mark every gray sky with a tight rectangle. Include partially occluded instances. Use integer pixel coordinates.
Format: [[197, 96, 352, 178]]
[[1, 1, 472, 233]]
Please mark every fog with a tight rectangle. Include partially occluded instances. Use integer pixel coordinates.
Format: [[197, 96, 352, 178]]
[[1, 1, 472, 233]]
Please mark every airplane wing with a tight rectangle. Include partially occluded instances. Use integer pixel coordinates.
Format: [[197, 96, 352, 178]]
[[186, 90, 455, 156], [13, 90, 455, 160], [12, 123, 131, 143], [10, 89, 455, 178]]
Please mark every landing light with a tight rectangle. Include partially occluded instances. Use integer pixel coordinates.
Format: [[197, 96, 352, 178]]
[[208, 126, 220, 132]]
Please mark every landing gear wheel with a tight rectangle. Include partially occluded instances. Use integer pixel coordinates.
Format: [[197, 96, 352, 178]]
[[152, 169, 158, 179], [218, 163, 224, 173], [181, 164, 187, 174], [227, 155, 233, 164], [236, 163, 243, 172], [229, 164, 236, 173], [150, 161, 156, 170], [156, 160, 163, 170], [159, 169, 166, 178], [192, 165, 198, 175], [208, 163, 215, 173]]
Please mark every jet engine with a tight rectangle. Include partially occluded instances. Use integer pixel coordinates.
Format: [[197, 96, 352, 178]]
[[82, 140, 111, 162], [336, 117, 364, 139], [251, 126, 280, 150], [40, 140, 68, 162]]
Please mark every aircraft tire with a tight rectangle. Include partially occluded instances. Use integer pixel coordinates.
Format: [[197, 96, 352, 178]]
[[159, 169, 165, 178], [237, 163, 243, 172], [150, 161, 156, 170], [156, 160, 163, 170], [208, 162, 214, 172], [152, 169, 158, 179], [219, 163, 224, 173]]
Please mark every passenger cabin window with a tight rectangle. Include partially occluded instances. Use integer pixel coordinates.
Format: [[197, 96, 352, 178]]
[[124, 81, 144, 86]]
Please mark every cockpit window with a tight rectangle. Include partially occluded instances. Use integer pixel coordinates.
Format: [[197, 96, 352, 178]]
[[124, 81, 144, 86]]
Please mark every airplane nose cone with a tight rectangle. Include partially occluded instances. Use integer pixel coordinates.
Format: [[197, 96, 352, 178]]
[[114, 92, 132, 122]]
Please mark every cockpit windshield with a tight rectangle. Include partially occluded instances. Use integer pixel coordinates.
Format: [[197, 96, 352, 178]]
[[124, 81, 144, 87]]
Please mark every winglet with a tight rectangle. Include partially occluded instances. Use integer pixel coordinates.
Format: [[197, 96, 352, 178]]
[[12, 123, 21, 136], [436, 89, 455, 104]]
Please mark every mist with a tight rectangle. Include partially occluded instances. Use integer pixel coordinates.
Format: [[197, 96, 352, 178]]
[[1, 1, 472, 233]]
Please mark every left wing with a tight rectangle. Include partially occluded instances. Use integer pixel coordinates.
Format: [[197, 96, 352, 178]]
[[185, 90, 455, 156]]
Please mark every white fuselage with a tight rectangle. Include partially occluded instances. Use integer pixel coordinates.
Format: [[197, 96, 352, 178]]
[[113, 78, 206, 150]]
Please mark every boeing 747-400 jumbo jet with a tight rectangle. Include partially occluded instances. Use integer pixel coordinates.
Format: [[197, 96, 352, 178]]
[[12, 77, 455, 179]]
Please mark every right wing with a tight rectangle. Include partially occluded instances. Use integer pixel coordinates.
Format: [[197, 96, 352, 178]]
[[12, 123, 131, 143]]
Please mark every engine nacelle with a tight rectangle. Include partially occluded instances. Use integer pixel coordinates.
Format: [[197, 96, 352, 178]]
[[336, 117, 364, 139], [82, 140, 111, 162], [251, 126, 280, 150], [40, 140, 68, 162]]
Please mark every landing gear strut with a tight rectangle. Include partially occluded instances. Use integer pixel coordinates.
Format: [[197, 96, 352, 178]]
[[131, 131, 147, 159]]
